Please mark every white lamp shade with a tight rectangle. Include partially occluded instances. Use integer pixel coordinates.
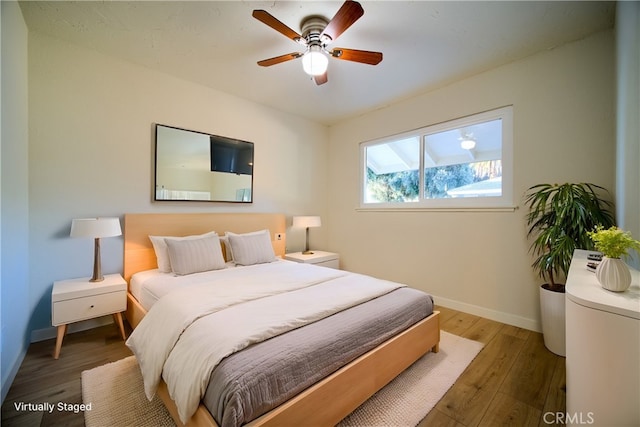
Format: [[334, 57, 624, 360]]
[[70, 217, 122, 239], [293, 216, 322, 228]]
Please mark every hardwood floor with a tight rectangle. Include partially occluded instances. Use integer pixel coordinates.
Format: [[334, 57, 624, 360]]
[[1, 322, 133, 427], [1, 306, 565, 427], [419, 306, 566, 427]]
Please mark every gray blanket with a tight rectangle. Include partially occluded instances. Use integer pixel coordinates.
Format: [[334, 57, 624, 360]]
[[202, 287, 433, 427]]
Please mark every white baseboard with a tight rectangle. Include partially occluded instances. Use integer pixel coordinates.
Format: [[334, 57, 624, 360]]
[[30, 316, 115, 343], [432, 295, 541, 333]]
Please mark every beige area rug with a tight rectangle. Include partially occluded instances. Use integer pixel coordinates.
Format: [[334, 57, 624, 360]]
[[82, 331, 483, 427]]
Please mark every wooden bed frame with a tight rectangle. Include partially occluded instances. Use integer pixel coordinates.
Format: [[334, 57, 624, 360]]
[[123, 212, 440, 427]]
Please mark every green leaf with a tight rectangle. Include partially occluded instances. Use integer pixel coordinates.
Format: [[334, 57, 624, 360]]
[[524, 182, 615, 281]]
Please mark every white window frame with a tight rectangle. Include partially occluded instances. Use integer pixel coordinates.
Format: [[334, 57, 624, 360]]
[[359, 106, 514, 211]]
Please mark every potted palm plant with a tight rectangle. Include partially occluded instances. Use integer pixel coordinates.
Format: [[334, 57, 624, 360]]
[[524, 183, 614, 356]]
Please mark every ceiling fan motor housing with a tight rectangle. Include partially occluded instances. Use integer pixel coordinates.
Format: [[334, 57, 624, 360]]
[[301, 16, 331, 48]]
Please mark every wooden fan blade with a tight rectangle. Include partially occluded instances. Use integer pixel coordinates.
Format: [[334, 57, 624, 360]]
[[252, 10, 302, 42], [331, 48, 383, 65], [321, 1, 364, 42], [314, 72, 328, 85], [257, 52, 302, 67]]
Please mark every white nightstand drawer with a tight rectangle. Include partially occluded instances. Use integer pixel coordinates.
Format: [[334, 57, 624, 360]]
[[314, 259, 340, 269], [52, 290, 126, 326]]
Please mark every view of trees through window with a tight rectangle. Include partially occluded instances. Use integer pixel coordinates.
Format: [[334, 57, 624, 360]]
[[361, 106, 512, 208], [366, 160, 502, 203]]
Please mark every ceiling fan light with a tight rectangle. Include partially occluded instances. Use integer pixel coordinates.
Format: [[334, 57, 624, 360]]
[[302, 47, 328, 76], [460, 138, 476, 150]]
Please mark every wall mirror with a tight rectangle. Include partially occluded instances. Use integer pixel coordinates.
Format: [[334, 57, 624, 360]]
[[155, 124, 254, 203]]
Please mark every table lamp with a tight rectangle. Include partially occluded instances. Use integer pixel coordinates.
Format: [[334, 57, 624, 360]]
[[70, 217, 122, 282], [292, 216, 321, 255]]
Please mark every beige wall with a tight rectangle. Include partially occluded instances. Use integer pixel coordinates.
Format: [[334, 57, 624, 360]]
[[27, 32, 329, 332], [327, 31, 615, 331], [616, 2, 640, 269]]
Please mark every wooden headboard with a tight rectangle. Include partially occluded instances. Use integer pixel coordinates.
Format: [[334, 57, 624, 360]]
[[123, 213, 287, 284]]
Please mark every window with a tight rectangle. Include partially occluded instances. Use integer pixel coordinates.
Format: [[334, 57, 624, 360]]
[[360, 106, 513, 210]]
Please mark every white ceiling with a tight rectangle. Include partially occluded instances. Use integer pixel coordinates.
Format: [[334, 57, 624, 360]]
[[19, 1, 615, 126]]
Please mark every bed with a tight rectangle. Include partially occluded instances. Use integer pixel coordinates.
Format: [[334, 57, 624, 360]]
[[123, 213, 440, 427]]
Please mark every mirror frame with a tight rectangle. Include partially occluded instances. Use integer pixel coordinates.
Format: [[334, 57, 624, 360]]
[[154, 124, 254, 203]]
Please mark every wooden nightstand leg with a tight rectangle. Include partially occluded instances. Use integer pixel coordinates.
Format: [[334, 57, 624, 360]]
[[53, 324, 67, 359], [113, 312, 126, 340]]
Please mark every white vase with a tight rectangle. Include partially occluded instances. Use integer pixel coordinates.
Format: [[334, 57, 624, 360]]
[[595, 257, 632, 292]]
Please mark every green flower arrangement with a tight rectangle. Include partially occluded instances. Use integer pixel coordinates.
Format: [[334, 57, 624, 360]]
[[588, 226, 640, 259]]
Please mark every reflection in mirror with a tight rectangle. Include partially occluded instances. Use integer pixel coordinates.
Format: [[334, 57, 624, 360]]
[[155, 124, 254, 202]]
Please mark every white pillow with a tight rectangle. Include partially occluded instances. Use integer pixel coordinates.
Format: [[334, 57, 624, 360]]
[[226, 230, 276, 266], [149, 231, 218, 273], [164, 234, 226, 275]]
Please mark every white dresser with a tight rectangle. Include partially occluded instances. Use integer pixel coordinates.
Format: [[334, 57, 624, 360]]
[[565, 250, 640, 426], [284, 251, 340, 269]]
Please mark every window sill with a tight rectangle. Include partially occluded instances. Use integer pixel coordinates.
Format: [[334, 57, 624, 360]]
[[356, 206, 519, 213]]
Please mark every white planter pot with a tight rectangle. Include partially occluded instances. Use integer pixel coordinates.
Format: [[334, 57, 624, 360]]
[[596, 257, 632, 292], [539, 285, 566, 356]]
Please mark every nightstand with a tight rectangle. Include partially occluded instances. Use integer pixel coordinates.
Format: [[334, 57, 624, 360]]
[[51, 273, 127, 359], [284, 251, 340, 269]]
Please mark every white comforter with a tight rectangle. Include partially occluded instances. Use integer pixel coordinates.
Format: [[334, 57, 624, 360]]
[[126, 260, 404, 423]]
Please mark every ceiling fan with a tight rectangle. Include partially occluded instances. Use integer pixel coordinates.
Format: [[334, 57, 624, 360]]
[[252, 0, 383, 85]]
